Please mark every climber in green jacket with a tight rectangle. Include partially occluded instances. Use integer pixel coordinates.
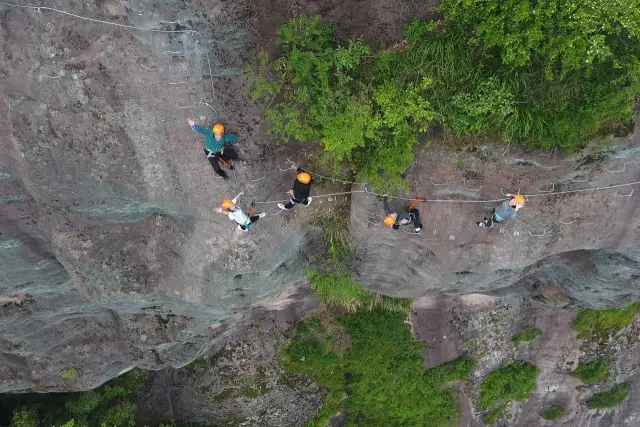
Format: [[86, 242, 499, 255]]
[[187, 118, 238, 180]]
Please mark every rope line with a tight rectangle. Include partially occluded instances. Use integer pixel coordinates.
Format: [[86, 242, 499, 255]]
[[250, 179, 640, 206], [0, 1, 216, 101]]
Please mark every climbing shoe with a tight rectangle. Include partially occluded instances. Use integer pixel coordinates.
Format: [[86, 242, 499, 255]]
[[304, 197, 312, 206]]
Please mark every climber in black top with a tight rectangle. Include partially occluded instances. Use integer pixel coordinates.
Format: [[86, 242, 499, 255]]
[[278, 167, 313, 210]]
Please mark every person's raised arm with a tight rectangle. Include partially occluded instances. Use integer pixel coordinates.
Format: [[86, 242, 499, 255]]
[[232, 190, 244, 204], [187, 118, 208, 135]]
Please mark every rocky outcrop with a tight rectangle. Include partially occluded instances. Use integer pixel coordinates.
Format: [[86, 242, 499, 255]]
[[352, 137, 640, 309]]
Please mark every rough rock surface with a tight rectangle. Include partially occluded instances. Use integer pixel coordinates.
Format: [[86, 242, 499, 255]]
[[1, 2, 640, 426], [352, 137, 640, 309], [411, 293, 640, 427]]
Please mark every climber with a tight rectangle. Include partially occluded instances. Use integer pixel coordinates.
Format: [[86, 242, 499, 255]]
[[187, 118, 238, 180], [477, 194, 526, 228], [216, 191, 266, 232], [382, 195, 423, 233], [277, 167, 313, 210]]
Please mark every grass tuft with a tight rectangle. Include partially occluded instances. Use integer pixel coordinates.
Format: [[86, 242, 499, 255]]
[[511, 327, 543, 347], [574, 301, 640, 338]]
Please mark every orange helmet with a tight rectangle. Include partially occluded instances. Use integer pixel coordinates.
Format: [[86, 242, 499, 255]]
[[384, 215, 396, 227], [221, 199, 233, 210], [513, 194, 526, 205], [213, 123, 224, 135], [297, 172, 312, 184]]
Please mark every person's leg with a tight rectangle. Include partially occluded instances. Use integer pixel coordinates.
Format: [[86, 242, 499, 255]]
[[221, 146, 239, 160], [410, 209, 423, 232], [249, 215, 260, 223], [278, 199, 296, 209], [207, 156, 228, 179]]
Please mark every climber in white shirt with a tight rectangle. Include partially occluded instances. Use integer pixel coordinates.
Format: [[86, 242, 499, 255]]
[[216, 191, 266, 232]]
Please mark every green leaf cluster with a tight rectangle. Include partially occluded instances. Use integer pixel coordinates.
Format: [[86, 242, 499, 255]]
[[282, 310, 475, 426], [479, 360, 540, 410], [586, 383, 630, 409], [570, 357, 611, 383]]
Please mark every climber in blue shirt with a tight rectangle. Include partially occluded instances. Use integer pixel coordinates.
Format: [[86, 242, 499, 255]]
[[187, 118, 238, 180]]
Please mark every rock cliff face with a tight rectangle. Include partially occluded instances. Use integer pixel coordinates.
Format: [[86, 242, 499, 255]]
[[2, 2, 640, 425], [352, 137, 640, 309]]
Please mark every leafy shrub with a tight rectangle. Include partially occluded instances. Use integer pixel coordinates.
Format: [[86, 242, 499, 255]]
[[587, 383, 630, 409], [2, 369, 157, 427], [574, 301, 640, 338], [10, 408, 38, 427], [249, 7, 640, 184], [479, 360, 540, 409], [246, 15, 436, 191], [570, 357, 611, 383], [282, 311, 475, 426], [542, 405, 565, 420], [511, 327, 543, 347], [437, 0, 640, 78]]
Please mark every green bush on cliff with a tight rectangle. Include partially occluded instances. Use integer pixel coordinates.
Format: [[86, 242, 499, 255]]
[[248, 5, 640, 185], [542, 405, 565, 420], [4, 370, 149, 427], [282, 310, 475, 426], [479, 361, 540, 410], [574, 301, 640, 338], [586, 383, 630, 409], [570, 357, 611, 383]]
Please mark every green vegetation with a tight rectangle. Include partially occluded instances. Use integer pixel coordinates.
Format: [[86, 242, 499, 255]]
[[483, 403, 510, 424], [282, 310, 475, 426], [1, 370, 202, 427], [479, 361, 540, 410], [60, 366, 77, 381], [574, 301, 640, 338], [305, 268, 411, 314], [586, 383, 630, 409], [247, 3, 640, 188], [511, 327, 543, 347], [570, 357, 611, 383], [542, 405, 565, 420], [2, 370, 146, 427], [312, 213, 354, 265]]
